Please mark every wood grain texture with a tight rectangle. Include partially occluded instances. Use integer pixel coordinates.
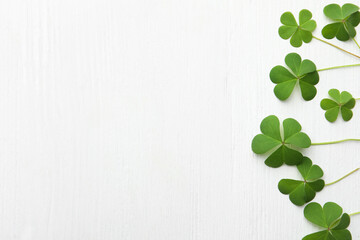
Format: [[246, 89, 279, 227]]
[[0, 0, 359, 239]]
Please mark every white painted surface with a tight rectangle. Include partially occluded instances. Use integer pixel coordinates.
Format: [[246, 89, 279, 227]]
[[0, 0, 359, 239]]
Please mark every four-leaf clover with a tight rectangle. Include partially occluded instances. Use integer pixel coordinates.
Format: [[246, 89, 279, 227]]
[[322, 3, 360, 41], [251, 115, 311, 168], [278, 157, 324, 206], [270, 53, 319, 101], [279, 9, 317, 47], [303, 202, 351, 240], [320, 89, 356, 122]]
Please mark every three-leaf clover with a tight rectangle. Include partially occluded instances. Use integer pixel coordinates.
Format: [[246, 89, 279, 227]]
[[303, 202, 351, 240], [320, 89, 356, 122], [279, 9, 317, 47], [251, 115, 311, 168], [270, 53, 319, 101], [278, 157, 324, 206], [322, 3, 360, 41]]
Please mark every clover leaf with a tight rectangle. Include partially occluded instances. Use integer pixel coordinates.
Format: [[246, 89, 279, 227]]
[[278, 157, 324, 206], [270, 53, 319, 101], [279, 9, 317, 47], [320, 89, 356, 122], [251, 115, 311, 168], [303, 202, 351, 240], [322, 3, 360, 41]]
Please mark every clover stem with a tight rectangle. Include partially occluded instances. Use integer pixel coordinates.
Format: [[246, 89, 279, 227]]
[[313, 36, 360, 59], [352, 38, 360, 50], [317, 63, 360, 72], [311, 138, 360, 145], [349, 211, 360, 217], [355, 98, 360, 101], [325, 168, 360, 187]]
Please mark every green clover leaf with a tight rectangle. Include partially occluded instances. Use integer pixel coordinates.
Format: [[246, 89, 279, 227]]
[[270, 53, 319, 101], [322, 3, 360, 41], [303, 202, 351, 240], [279, 9, 317, 47], [251, 115, 311, 168], [320, 89, 356, 122], [278, 157, 324, 206]]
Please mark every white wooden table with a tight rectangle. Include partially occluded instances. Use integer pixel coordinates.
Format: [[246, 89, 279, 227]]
[[0, 0, 359, 239]]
